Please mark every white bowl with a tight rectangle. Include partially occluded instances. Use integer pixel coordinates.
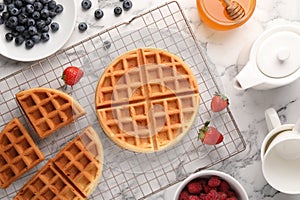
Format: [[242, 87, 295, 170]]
[[173, 170, 248, 200]]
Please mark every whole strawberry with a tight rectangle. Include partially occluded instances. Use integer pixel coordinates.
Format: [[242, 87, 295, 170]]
[[61, 66, 84, 87], [198, 121, 223, 145], [211, 92, 229, 112]]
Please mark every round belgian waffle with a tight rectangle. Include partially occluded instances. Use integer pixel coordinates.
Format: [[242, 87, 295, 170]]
[[95, 48, 200, 153]]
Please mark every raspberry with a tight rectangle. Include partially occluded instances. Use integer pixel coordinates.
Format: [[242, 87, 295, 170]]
[[206, 189, 218, 199], [227, 190, 236, 197], [179, 190, 190, 200], [226, 197, 238, 200], [187, 181, 203, 194], [204, 185, 212, 194], [189, 195, 200, 200], [199, 194, 207, 200], [208, 176, 221, 187], [219, 180, 230, 192], [218, 192, 227, 200]]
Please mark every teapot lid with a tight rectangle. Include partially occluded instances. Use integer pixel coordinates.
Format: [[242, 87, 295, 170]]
[[256, 28, 300, 78]]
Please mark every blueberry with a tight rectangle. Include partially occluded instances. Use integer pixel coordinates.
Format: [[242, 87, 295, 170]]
[[48, 1, 56, 9], [25, 4, 34, 14], [25, 0, 35, 5], [27, 18, 35, 27], [15, 25, 25, 32], [25, 39, 34, 49], [45, 17, 52, 25], [81, 0, 92, 10], [40, 0, 51, 4], [41, 25, 49, 32], [2, 12, 10, 20], [123, 0, 132, 11], [31, 34, 41, 43], [28, 26, 38, 35], [15, 35, 25, 45], [36, 20, 46, 30], [41, 9, 50, 19], [14, 0, 23, 8], [94, 9, 104, 19], [7, 16, 18, 28], [0, 3, 5, 12], [9, 7, 20, 16], [78, 22, 87, 32], [5, 32, 14, 41], [22, 30, 31, 39], [50, 22, 59, 32], [11, 30, 20, 37], [33, 1, 43, 11], [0, 16, 3, 25], [18, 13, 28, 24], [49, 11, 57, 18], [3, 0, 12, 5], [55, 4, 63, 14], [32, 11, 41, 20], [41, 32, 49, 42], [114, 7, 122, 16], [103, 40, 111, 49], [7, 3, 15, 11]]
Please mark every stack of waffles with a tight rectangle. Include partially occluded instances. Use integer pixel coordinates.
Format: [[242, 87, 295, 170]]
[[16, 88, 86, 138], [95, 48, 200, 153], [14, 126, 104, 200], [0, 118, 44, 189]]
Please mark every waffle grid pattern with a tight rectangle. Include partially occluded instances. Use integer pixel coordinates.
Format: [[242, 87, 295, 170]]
[[0, 118, 44, 189], [53, 127, 103, 197], [95, 48, 200, 152], [14, 127, 103, 200], [0, 1, 245, 199], [14, 160, 84, 200], [16, 88, 86, 139]]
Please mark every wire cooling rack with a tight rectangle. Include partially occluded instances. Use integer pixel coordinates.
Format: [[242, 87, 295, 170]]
[[0, 1, 246, 199]]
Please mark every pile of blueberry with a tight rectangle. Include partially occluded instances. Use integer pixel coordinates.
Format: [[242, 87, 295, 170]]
[[78, 0, 133, 32], [0, 0, 63, 49]]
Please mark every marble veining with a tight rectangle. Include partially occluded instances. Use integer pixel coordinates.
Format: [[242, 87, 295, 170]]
[[0, 0, 300, 199]]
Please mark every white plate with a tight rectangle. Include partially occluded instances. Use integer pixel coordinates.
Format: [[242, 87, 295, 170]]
[[0, 0, 77, 62]]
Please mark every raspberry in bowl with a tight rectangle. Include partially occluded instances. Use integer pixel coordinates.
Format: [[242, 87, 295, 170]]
[[173, 170, 248, 200]]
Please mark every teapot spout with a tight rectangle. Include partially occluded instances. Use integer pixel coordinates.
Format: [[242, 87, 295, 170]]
[[233, 61, 265, 90]]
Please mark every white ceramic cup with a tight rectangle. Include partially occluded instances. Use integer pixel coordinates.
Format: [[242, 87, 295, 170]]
[[261, 107, 300, 194]]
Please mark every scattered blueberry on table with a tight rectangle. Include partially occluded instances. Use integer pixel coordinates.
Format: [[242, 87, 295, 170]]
[[114, 6, 122, 16], [123, 0, 132, 11], [94, 8, 104, 19], [81, 0, 92, 10], [78, 22, 88, 32]]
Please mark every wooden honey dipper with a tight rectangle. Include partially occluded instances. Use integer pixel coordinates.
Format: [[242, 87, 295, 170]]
[[223, 0, 245, 20]]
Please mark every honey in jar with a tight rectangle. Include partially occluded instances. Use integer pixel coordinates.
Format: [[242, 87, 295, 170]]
[[196, 0, 256, 30]]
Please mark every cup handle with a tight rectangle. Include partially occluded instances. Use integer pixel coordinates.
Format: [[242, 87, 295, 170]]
[[293, 118, 300, 132], [265, 108, 281, 132]]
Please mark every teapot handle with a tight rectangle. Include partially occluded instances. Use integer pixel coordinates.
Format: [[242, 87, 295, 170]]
[[264, 108, 281, 132]]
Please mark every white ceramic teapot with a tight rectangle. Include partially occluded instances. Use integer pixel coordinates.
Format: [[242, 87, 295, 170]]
[[233, 25, 300, 90]]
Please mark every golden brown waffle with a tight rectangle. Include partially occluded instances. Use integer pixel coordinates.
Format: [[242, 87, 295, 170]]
[[53, 126, 104, 198], [14, 126, 103, 200], [0, 118, 44, 189], [95, 48, 200, 153], [16, 87, 86, 139], [14, 160, 84, 200]]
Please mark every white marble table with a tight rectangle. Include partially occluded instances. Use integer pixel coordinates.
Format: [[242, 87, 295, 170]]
[[1, 0, 300, 199]]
